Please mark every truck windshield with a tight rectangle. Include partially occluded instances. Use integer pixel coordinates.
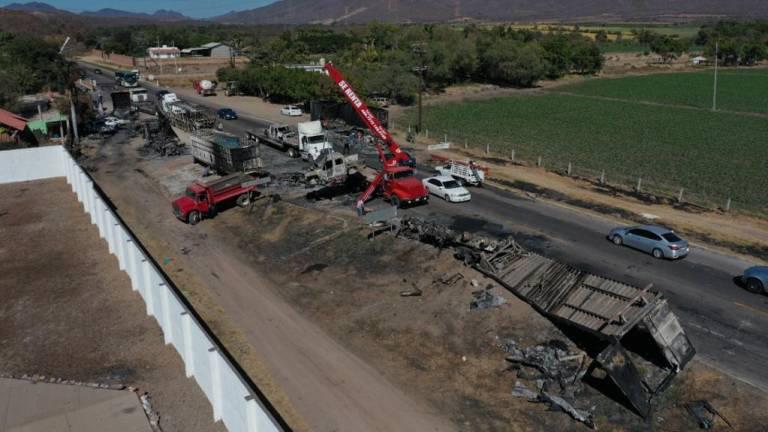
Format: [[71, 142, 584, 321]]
[[306, 134, 327, 144], [185, 189, 196, 198], [392, 170, 413, 180]]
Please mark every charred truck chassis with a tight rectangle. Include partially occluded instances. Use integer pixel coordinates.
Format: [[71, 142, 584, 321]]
[[395, 216, 696, 417]]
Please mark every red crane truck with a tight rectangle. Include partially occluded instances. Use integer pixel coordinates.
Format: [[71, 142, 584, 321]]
[[323, 62, 428, 214], [172, 172, 268, 225]]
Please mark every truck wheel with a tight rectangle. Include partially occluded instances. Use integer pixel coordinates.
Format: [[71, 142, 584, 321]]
[[287, 148, 298, 158], [236, 193, 251, 208], [391, 197, 401, 208], [188, 211, 201, 225]]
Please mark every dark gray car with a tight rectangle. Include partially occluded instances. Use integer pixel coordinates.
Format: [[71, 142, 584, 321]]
[[608, 225, 690, 259]]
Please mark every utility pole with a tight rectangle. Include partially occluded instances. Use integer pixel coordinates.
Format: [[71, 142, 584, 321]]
[[411, 43, 427, 133], [712, 41, 719, 111]]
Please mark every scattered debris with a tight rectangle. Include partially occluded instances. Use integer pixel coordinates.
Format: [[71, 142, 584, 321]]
[[140, 392, 162, 431], [393, 216, 696, 418], [504, 340, 588, 392], [540, 390, 596, 429], [511, 380, 539, 400], [437, 272, 464, 286], [469, 286, 506, 310], [686, 400, 733, 430], [400, 287, 423, 297]]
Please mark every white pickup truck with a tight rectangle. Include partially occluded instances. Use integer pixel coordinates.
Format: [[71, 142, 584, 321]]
[[436, 160, 486, 186]]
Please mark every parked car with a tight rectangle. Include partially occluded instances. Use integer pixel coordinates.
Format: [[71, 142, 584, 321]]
[[93, 68, 102, 74], [217, 108, 238, 120], [608, 225, 689, 259], [104, 116, 129, 128], [741, 266, 768, 293], [371, 96, 390, 107], [422, 175, 471, 203], [281, 105, 302, 116]]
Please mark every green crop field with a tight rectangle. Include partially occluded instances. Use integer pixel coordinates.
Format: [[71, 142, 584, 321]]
[[555, 69, 768, 113], [406, 71, 768, 210]]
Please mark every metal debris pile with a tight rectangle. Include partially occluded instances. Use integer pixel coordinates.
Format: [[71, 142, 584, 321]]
[[139, 119, 185, 157], [393, 216, 696, 418], [505, 340, 593, 428], [470, 286, 506, 310]]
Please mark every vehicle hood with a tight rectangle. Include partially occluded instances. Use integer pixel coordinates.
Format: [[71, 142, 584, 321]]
[[745, 266, 768, 277], [445, 186, 470, 196], [392, 177, 427, 199], [172, 196, 195, 214]]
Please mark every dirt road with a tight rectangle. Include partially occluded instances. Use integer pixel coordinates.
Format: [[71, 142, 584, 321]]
[[84, 132, 456, 432]]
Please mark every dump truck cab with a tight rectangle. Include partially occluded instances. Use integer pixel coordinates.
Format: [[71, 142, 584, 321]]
[[381, 166, 429, 207]]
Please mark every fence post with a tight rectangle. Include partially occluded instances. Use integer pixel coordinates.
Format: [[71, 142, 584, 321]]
[[537, 156, 542, 167], [425, 129, 429, 139], [444, 133, 447, 143], [636, 177, 642, 193], [678, 188, 684, 202], [725, 197, 731, 212], [567, 162, 572, 176], [464, 139, 468, 149], [486, 143, 490, 154], [510, 149, 515, 162]]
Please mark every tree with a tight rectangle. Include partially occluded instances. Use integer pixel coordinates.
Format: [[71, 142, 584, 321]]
[[595, 30, 608, 43], [649, 35, 687, 63]]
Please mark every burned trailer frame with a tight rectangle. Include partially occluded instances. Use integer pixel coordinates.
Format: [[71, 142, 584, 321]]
[[396, 216, 695, 418]]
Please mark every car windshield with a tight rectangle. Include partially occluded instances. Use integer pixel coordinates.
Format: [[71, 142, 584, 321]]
[[392, 170, 413, 179], [662, 232, 683, 242], [443, 180, 461, 189]]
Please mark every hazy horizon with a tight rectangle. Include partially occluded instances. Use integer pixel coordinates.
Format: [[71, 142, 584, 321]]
[[0, 0, 277, 18]]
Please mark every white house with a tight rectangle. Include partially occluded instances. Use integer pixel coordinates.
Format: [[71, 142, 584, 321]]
[[691, 56, 708, 65], [148, 45, 180, 59]]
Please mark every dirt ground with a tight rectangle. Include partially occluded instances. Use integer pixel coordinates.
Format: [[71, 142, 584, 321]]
[[0, 178, 225, 432], [77, 127, 768, 431], [215, 196, 768, 432]]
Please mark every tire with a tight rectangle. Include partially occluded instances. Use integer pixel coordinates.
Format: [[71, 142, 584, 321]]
[[391, 196, 401, 208], [652, 248, 664, 259], [612, 235, 623, 246], [236, 193, 251, 208], [444, 194, 450, 202], [287, 148, 298, 158], [746, 278, 765, 294], [188, 211, 201, 226]]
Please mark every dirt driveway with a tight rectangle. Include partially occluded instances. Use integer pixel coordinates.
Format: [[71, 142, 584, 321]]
[[81, 131, 455, 432]]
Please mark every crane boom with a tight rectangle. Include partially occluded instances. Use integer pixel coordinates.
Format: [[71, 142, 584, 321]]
[[323, 62, 414, 167]]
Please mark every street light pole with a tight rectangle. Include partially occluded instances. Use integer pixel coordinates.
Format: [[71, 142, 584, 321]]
[[411, 44, 427, 133], [712, 41, 719, 111]]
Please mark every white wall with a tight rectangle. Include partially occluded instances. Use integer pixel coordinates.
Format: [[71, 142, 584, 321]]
[[0, 146, 66, 184], [0, 146, 285, 432]]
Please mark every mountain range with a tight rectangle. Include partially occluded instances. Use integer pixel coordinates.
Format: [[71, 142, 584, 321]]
[[4, 0, 768, 25], [212, 0, 768, 24], [2, 2, 189, 21]]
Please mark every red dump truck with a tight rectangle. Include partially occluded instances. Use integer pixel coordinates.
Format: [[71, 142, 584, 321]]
[[172, 172, 269, 225]]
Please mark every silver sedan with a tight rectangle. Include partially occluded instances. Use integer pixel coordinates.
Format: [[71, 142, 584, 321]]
[[608, 225, 690, 259]]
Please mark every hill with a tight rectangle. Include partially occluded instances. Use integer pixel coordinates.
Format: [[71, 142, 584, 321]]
[[213, 0, 768, 24], [80, 7, 189, 21]]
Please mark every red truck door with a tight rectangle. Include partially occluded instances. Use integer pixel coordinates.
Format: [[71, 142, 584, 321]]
[[197, 191, 212, 214]]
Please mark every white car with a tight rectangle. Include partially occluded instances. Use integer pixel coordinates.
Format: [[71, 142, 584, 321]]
[[281, 105, 303, 116], [423, 175, 471, 203], [104, 116, 129, 128]]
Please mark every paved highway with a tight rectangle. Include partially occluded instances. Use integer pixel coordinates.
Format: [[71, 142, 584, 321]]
[[79, 63, 768, 393]]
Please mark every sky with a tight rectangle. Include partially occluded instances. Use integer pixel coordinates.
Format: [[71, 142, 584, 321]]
[[0, 0, 276, 18]]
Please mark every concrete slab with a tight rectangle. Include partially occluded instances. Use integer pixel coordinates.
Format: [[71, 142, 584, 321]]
[[0, 378, 152, 432]]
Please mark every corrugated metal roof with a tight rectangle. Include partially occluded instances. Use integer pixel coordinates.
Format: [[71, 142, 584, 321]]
[[0, 109, 27, 131]]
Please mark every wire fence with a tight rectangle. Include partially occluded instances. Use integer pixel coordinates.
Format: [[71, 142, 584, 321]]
[[395, 123, 761, 216]]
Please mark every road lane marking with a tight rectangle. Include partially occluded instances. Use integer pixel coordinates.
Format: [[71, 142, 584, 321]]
[[734, 301, 768, 318]]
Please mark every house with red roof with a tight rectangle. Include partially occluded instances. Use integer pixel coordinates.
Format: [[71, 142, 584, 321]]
[[0, 108, 37, 148]]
